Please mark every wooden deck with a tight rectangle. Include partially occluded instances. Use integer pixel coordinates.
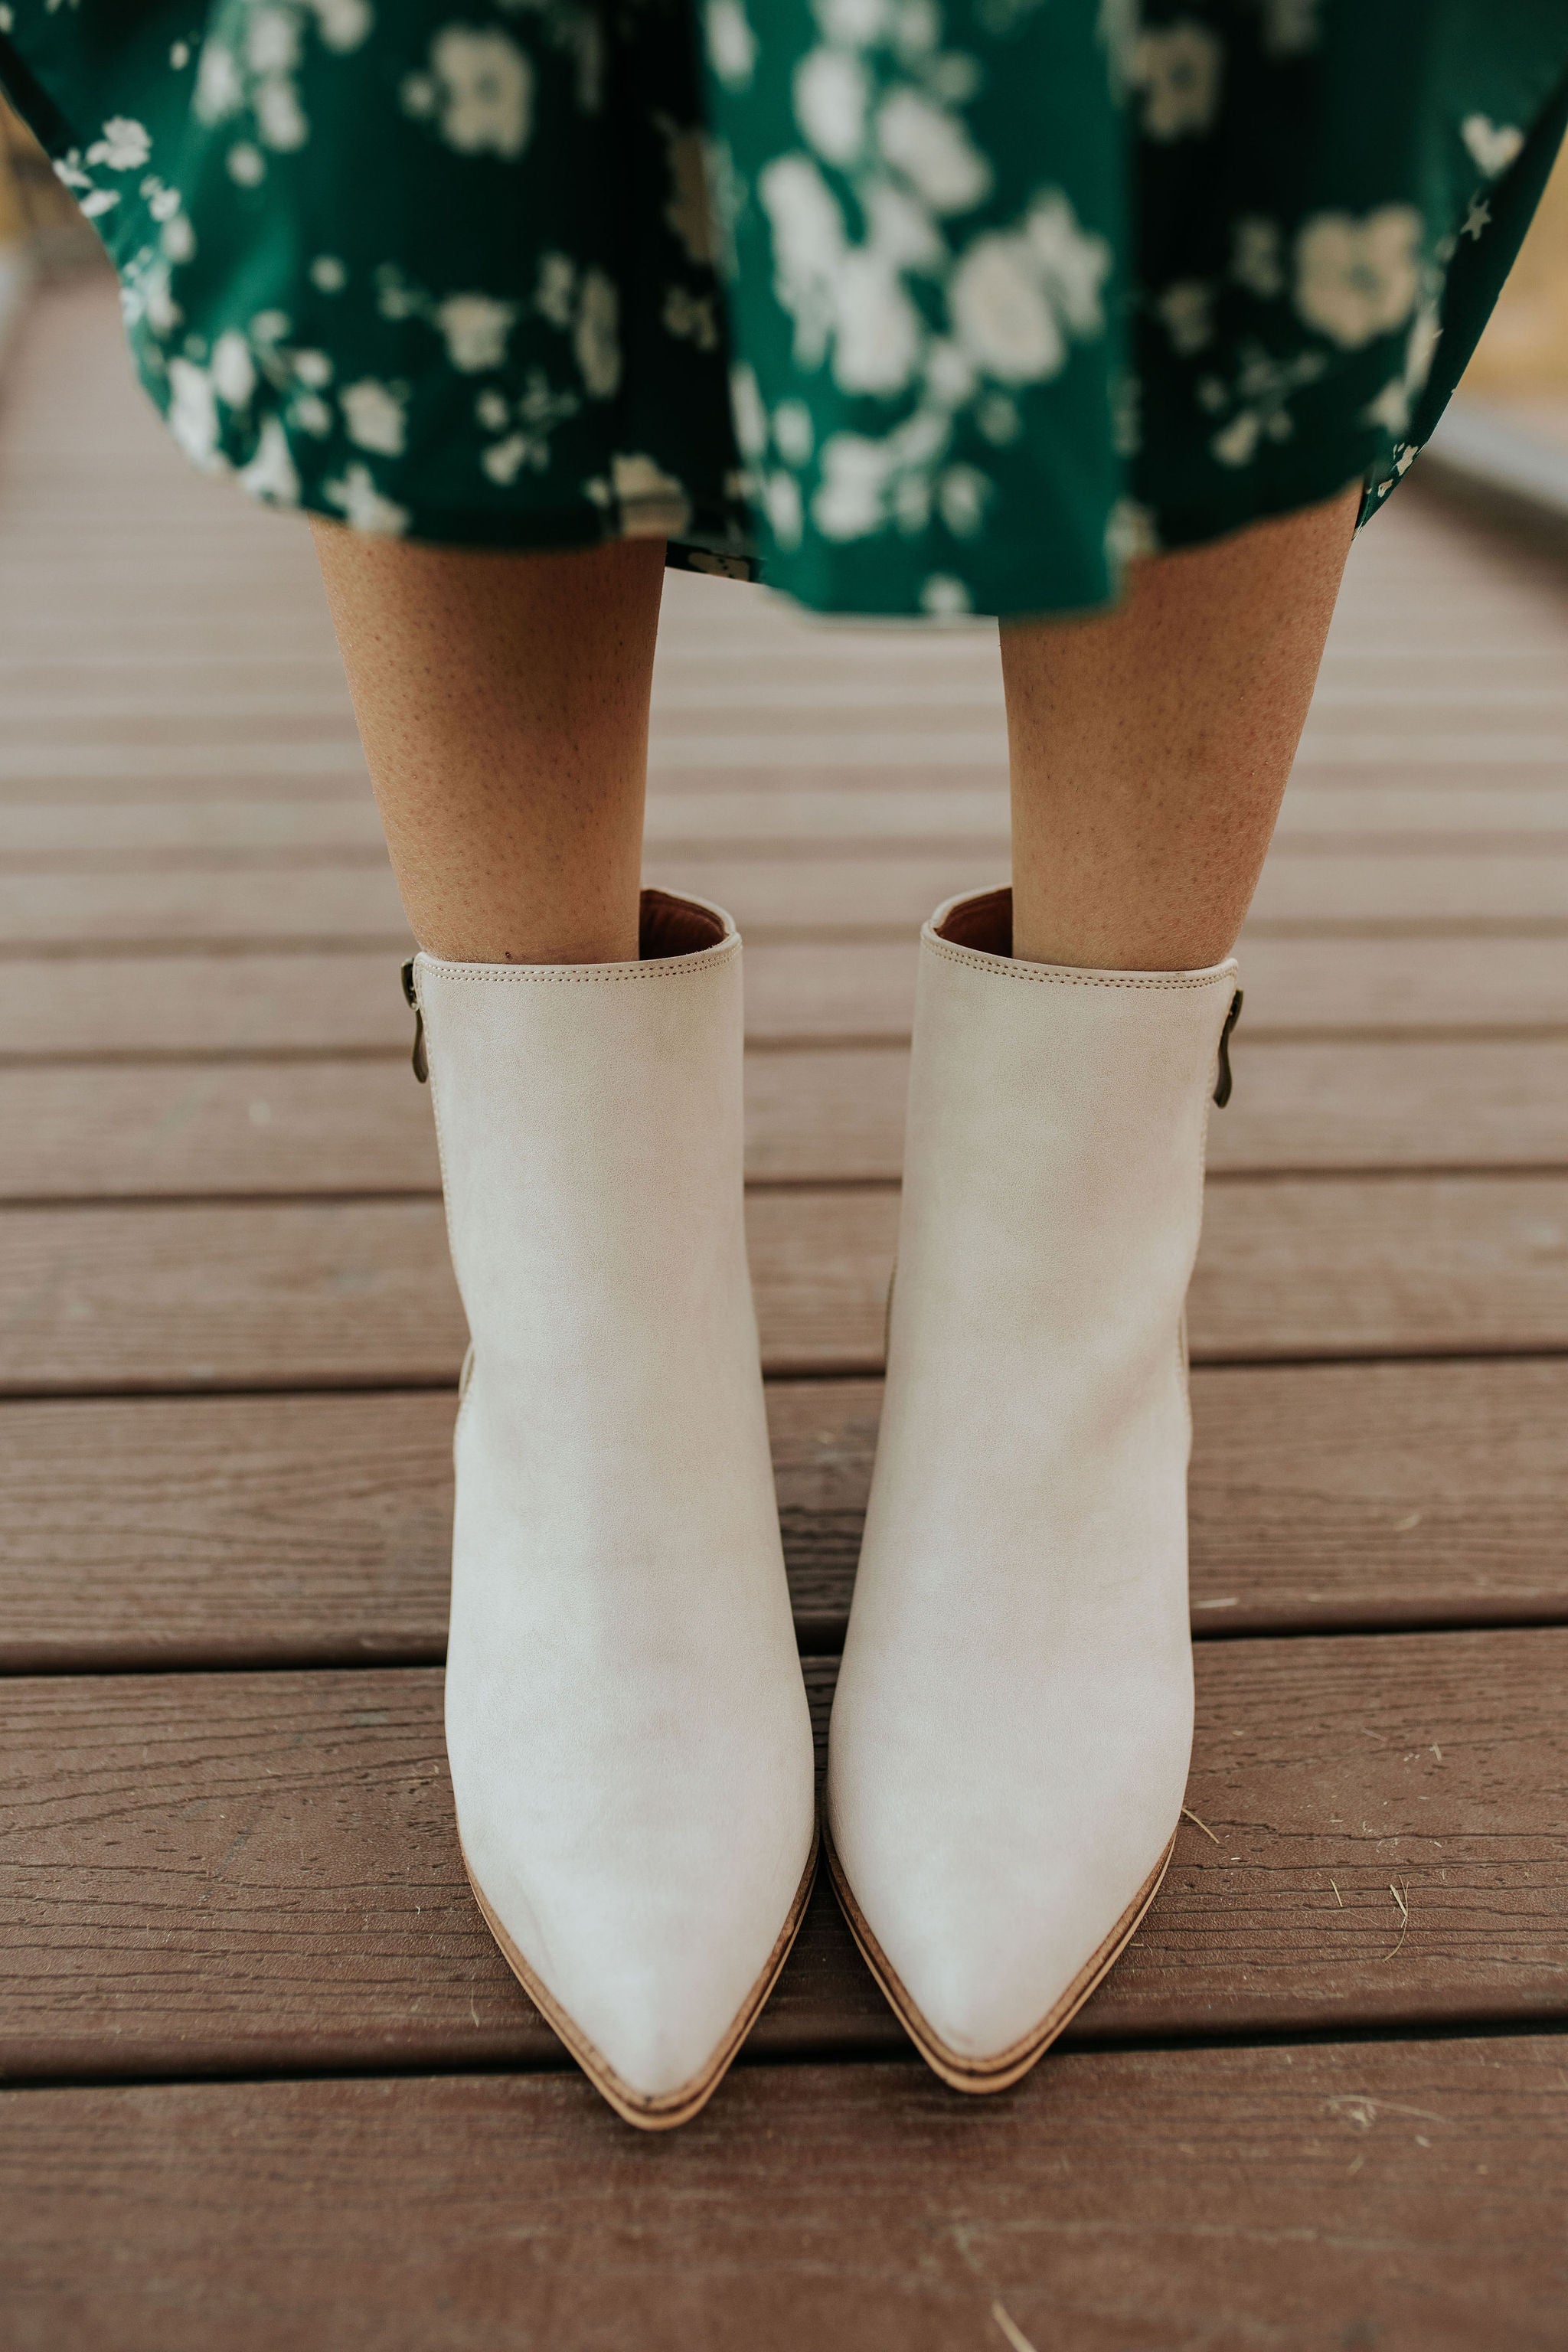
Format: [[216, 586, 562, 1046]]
[[2, 275, 1566, 2348]]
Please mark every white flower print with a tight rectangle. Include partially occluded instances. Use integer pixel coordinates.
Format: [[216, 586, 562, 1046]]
[[292, 393, 335, 435], [481, 436, 531, 485], [434, 293, 517, 372], [816, 0, 893, 43], [536, 253, 577, 328], [211, 330, 257, 407], [1129, 24, 1222, 142], [1461, 116, 1524, 180], [162, 213, 197, 262], [238, 415, 301, 505], [166, 358, 222, 467], [255, 77, 309, 150], [478, 372, 580, 482], [1205, 344, 1327, 466], [1106, 497, 1159, 565], [795, 48, 870, 165], [920, 573, 972, 616], [815, 433, 893, 538], [730, 364, 769, 461], [293, 349, 333, 387], [341, 377, 408, 454], [1462, 193, 1491, 243], [949, 195, 1109, 384], [609, 453, 692, 537], [305, 0, 374, 52], [1256, 0, 1319, 56], [874, 87, 990, 214], [54, 149, 120, 219], [658, 119, 717, 267], [402, 28, 533, 159], [937, 463, 989, 534], [759, 154, 853, 372], [139, 261, 181, 336], [1231, 216, 1284, 299], [1096, 0, 1138, 95], [773, 399, 815, 464], [1024, 192, 1112, 335], [812, 403, 951, 540], [194, 41, 243, 123], [1156, 280, 1212, 356], [85, 117, 151, 172], [246, 10, 302, 75], [834, 247, 926, 392], [573, 269, 621, 398], [323, 463, 410, 534], [227, 143, 266, 186], [310, 255, 348, 293], [763, 470, 805, 547], [706, 0, 756, 90], [1295, 207, 1421, 348], [1110, 367, 1139, 454], [976, 392, 1019, 443], [1362, 299, 1442, 436], [664, 286, 720, 353], [950, 234, 1060, 381]]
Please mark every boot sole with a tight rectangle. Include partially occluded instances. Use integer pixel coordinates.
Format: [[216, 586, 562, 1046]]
[[825, 1825, 1175, 2094], [460, 1823, 820, 2132]]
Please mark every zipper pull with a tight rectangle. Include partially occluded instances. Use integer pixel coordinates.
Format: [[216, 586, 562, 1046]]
[[1213, 987, 1243, 1109], [400, 956, 428, 1084]]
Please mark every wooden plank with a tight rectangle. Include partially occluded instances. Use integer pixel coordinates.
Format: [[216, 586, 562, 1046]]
[[2, 1175, 1565, 1393], [5, 781, 1568, 861], [9, 934, 1568, 1062], [3, 2039, 1565, 2352], [6, 851, 1568, 948], [5, 1036, 1568, 1200], [2, 1630, 1563, 2079], [2, 1359, 1563, 1670]]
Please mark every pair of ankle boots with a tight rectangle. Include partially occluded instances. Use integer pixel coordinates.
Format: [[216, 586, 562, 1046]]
[[408, 883, 1240, 2127]]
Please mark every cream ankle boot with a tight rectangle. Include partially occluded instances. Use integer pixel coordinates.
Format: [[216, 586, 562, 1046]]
[[410, 890, 817, 2128], [825, 884, 1240, 2091]]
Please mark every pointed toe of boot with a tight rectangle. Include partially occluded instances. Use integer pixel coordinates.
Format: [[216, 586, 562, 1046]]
[[462, 1798, 819, 2128], [826, 1795, 1176, 2092]]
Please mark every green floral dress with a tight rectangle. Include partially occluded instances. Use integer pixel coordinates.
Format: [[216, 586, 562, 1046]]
[[3, 0, 1566, 617]]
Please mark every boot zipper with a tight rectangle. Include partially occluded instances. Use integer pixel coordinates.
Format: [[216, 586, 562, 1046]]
[[400, 956, 428, 1084], [1213, 987, 1243, 1109]]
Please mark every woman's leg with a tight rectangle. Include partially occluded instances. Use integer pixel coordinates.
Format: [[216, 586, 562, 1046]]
[[828, 481, 1368, 2093], [310, 521, 816, 2128], [1002, 482, 1362, 970], [309, 526, 666, 965]]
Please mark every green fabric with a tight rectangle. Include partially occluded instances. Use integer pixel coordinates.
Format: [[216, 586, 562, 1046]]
[[3, 0, 1566, 617]]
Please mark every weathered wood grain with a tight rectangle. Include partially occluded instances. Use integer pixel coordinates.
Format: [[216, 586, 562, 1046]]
[[11, 934, 1568, 1064], [7, 2036, 1568, 2352], [2, 1176, 1566, 1392], [2, 1360, 1563, 1670], [2, 1631, 1564, 2079], [6, 851, 1568, 948], [5, 781, 1568, 862], [5, 1035, 1568, 1201]]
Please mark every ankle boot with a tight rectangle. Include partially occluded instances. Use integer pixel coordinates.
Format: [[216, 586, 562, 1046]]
[[825, 884, 1240, 2091], [411, 889, 818, 2128]]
